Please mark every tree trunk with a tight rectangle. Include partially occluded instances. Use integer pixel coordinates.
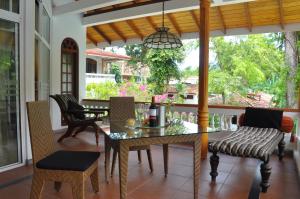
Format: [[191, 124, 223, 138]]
[[221, 92, 226, 104], [284, 32, 298, 108]]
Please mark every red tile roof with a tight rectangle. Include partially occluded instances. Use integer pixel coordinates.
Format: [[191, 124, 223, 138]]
[[86, 48, 131, 60]]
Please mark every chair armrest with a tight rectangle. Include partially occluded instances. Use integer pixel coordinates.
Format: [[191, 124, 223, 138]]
[[67, 110, 107, 115], [84, 108, 110, 113]]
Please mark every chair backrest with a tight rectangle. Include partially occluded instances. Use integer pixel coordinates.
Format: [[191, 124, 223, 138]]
[[50, 94, 78, 123], [109, 97, 135, 121], [26, 101, 55, 164]]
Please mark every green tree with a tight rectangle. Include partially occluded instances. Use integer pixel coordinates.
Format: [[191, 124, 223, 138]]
[[146, 48, 186, 94], [181, 66, 198, 78], [209, 35, 285, 106], [86, 81, 118, 100], [109, 62, 122, 83], [124, 44, 147, 78]]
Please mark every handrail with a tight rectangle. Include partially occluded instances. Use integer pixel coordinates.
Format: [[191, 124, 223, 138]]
[[82, 99, 300, 113]]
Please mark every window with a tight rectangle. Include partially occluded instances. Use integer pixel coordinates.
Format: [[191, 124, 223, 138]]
[[0, 0, 19, 13], [34, 1, 50, 101], [61, 38, 79, 99], [86, 58, 97, 73]]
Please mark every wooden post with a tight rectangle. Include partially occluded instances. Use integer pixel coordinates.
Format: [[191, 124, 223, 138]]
[[198, 0, 210, 159]]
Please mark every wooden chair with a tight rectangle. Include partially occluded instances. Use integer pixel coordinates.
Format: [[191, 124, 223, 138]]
[[27, 101, 100, 199], [109, 97, 153, 176], [50, 94, 109, 145]]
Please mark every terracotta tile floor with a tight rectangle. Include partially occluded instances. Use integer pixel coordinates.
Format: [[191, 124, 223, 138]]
[[0, 131, 299, 199]]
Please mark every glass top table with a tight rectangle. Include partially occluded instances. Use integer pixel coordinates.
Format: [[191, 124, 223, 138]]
[[101, 120, 201, 199], [104, 120, 201, 140]]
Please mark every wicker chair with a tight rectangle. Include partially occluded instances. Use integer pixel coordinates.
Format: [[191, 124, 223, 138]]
[[50, 94, 109, 145], [109, 97, 153, 176], [26, 101, 100, 199]]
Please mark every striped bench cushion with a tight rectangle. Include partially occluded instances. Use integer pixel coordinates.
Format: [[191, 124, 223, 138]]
[[208, 126, 284, 161]]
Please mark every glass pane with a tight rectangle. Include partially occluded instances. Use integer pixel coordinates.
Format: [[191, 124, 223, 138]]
[[35, 1, 39, 32], [0, 0, 9, 11], [62, 64, 66, 72], [37, 42, 50, 100], [62, 74, 67, 82], [68, 74, 72, 82], [62, 84, 66, 92], [12, 0, 19, 13], [0, 0, 19, 13], [67, 64, 72, 73], [68, 83, 72, 92], [41, 8, 50, 43], [0, 19, 20, 167]]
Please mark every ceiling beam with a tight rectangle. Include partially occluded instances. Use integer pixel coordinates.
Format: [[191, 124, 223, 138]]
[[146, 17, 157, 31], [277, 0, 285, 30], [216, 7, 226, 34], [108, 23, 127, 42], [92, 26, 112, 44], [244, 3, 252, 32], [83, 0, 255, 26], [87, 33, 98, 46], [125, 20, 144, 40], [190, 10, 200, 31], [166, 13, 182, 36], [53, 0, 133, 16]]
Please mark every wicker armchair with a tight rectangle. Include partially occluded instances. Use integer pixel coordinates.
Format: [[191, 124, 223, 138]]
[[26, 101, 100, 199], [50, 94, 109, 145], [109, 97, 153, 177]]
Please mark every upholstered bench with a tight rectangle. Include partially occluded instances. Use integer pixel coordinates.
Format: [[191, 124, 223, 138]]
[[208, 107, 287, 193]]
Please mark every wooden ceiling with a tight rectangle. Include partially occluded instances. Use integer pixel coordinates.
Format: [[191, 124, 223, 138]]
[[86, 0, 300, 46]]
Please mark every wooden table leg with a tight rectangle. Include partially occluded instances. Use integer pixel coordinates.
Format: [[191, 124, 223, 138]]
[[119, 142, 129, 199], [193, 139, 201, 199], [105, 135, 111, 184], [163, 144, 169, 177]]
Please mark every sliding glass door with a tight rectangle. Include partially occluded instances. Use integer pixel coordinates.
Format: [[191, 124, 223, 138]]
[[0, 18, 20, 168]]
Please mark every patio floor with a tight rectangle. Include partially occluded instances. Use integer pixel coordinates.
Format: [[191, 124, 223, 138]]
[[0, 130, 299, 199]]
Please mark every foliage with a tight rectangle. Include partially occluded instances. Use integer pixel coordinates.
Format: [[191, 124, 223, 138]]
[[146, 48, 186, 94], [86, 81, 118, 100], [109, 62, 122, 83], [118, 78, 151, 102], [124, 44, 147, 77], [181, 66, 198, 78], [209, 35, 285, 106]]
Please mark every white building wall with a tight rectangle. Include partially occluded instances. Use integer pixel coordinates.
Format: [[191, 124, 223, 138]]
[[51, 14, 86, 130]]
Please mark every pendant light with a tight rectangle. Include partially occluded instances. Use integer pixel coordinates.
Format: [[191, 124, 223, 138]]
[[142, 1, 183, 49]]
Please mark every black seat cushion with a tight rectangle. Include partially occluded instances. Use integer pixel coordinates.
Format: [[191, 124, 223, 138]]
[[244, 107, 283, 130], [36, 150, 100, 171], [68, 100, 85, 120]]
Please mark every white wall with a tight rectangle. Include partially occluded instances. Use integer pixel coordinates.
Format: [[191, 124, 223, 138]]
[[51, 13, 86, 130]]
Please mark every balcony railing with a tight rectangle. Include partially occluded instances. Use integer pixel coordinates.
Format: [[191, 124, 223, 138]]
[[81, 99, 300, 136], [85, 73, 115, 84]]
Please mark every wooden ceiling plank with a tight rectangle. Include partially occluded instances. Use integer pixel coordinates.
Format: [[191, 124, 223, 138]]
[[244, 3, 252, 32], [146, 16, 157, 31], [108, 23, 127, 42], [216, 6, 226, 34], [190, 10, 200, 31], [277, 0, 285, 29], [92, 26, 112, 44], [87, 33, 98, 46], [126, 20, 144, 40], [166, 13, 182, 36]]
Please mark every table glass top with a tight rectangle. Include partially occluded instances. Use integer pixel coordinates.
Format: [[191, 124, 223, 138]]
[[104, 120, 201, 140]]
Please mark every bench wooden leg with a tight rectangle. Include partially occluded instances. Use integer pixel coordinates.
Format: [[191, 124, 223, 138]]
[[260, 159, 271, 193], [54, 181, 62, 192], [210, 151, 219, 182], [278, 139, 285, 161]]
